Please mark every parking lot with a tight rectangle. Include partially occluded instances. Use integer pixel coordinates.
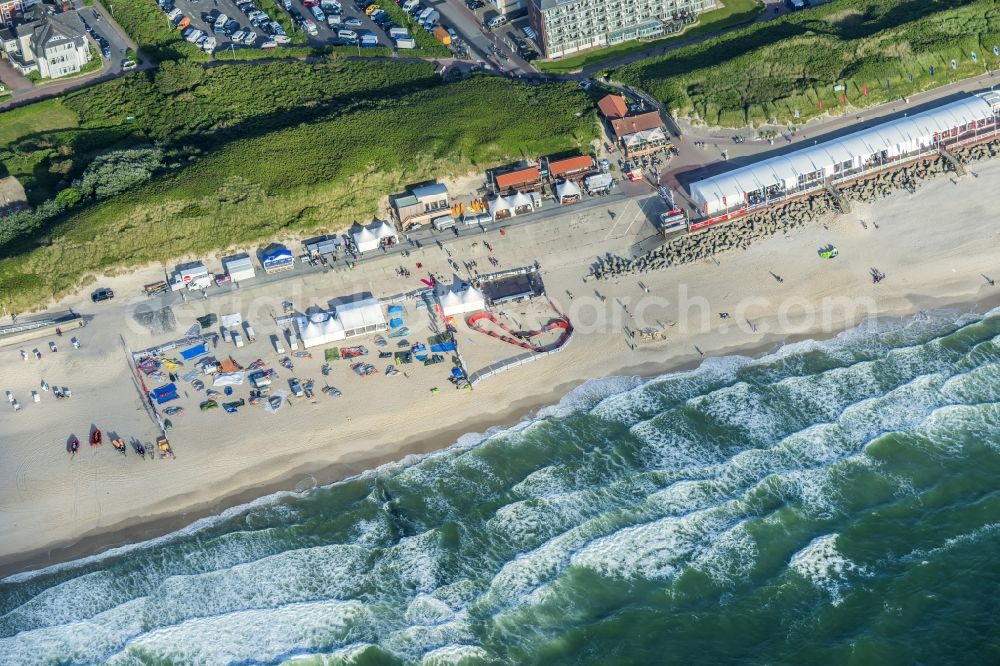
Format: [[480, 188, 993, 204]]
[[281, 0, 385, 47], [161, 0, 293, 52]]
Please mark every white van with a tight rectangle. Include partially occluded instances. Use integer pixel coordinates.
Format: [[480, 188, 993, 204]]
[[337, 28, 358, 41], [327, 14, 342, 26], [485, 15, 507, 29]]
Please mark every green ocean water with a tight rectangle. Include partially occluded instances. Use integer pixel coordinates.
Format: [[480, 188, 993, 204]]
[[3, 311, 1000, 665]]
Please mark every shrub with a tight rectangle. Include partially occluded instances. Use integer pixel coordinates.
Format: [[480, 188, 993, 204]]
[[76, 148, 165, 199]]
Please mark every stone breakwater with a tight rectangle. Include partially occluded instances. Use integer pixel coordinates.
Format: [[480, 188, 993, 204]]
[[591, 138, 1000, 280]]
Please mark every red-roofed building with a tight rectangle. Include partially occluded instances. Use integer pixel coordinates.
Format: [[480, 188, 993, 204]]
[[545, 155, 595, 180], [610, 111, 664, 137], [493, 165, 541, 193], [597, 94, 628, 121]]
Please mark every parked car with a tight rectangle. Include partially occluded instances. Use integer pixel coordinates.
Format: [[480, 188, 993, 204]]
[[91, 287, 114, 303], [337, 28, 358, 40], [289, 378, 304, 397], [343, 16, 362, 27]]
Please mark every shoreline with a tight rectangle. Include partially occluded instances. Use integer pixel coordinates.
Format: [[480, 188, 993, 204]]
[[5, 289, 1000, 580], [4, 157, 1000, 580]]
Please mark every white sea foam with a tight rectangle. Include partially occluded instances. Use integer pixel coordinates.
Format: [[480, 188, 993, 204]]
[[535, 374, 644, 420], [788, 533, 865, 606], [404, 594, 456, 626], [371, 530, 442, 595], [420, 644, 491, 665], [103, 598, 371, 665], [904, 522, 1000, 562], [570, 505, 736, 580], [940, 362, 1000, 404], [689, 522, 759, 584], [511, 464, 576, 498]]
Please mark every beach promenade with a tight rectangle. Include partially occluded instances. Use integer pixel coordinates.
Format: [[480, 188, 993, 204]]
[[2, 155, 1000, 576]]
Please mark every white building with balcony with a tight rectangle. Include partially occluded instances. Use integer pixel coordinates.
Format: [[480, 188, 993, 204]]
[[528, 0, 715, 59]]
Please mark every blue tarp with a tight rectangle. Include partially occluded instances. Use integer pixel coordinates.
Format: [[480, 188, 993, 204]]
[[450, 367, 463, 378], [180, 343, 208, 360], [389, 317, 404, 329], [387, 304, 405, 315], [430, 341, 456, 353], [150, 383, 179, 405]]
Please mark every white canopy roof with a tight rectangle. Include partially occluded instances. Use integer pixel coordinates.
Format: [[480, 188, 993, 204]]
[[296, 313, 346, 348], [373, 220, 398, 240], [436, 283, 485, 316], [556, 180, 581, 200], [489, 195, 514, 218], [352, 225, 379, 252], [335, 297, 386, 335], [690, 94, 995, 214], [510, 192, 534, 209]]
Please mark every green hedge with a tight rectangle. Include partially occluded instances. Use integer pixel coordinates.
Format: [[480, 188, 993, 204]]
[[615, 0, 1000, 127]]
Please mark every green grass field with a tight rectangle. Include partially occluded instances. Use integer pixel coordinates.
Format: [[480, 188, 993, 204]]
[[615, 0, 1000, 127], [0, 74, 595, 310], [536, 0, 763, 74], [0, 99, 79, 146]]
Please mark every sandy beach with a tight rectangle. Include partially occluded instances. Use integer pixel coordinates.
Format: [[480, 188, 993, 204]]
[[2, 157, 1000, 578]]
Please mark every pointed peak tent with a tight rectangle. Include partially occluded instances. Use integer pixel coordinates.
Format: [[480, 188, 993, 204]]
[[351, 224, 380, 253]]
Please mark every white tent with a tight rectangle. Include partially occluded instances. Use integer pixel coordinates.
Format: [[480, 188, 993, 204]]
[[438, 289, 464, 316], [555, 180, 581, 203], [437, 283, 486, 316], [335, 298, 387, 338], [373, 220, 398, 243], [352, 226, 380, 253], [510, 191, 534, 212], [459, 285, 486, 312], [296, 312, 346, 349], [488, 195, 514, 221]]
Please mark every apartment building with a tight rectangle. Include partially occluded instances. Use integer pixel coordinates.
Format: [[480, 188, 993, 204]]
[[528, 0, 716, 59]]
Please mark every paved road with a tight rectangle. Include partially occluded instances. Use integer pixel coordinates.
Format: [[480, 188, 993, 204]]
[[436, 0, 529, 74]]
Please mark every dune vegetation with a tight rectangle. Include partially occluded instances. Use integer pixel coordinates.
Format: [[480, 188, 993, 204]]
[[0, 59, 595, 310], [615, 0, 1000, 127]]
